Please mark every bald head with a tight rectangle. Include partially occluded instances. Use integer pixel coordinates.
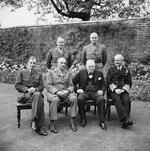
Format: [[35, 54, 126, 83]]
[[114, 54, 124, 67], [56, 37, 65, 49], [57, 57, 66, 70], [90, 32, 98, 45], [86, 60, 95, 73]]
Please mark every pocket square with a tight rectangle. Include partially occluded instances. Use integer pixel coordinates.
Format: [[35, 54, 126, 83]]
[[98, 77, 101, 80]]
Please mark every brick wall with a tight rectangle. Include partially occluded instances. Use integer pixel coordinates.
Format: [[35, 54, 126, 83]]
[[0, 17, 150, 65]]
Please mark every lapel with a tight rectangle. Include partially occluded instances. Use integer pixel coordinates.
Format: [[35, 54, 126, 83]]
[[26, 68, 32, 77], [55, 47, 63, 56], [93, 70, 99, 83], [82, 69, 88, 84]]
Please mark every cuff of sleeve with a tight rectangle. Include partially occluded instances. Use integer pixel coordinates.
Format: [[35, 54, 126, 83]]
[[109, 84, 117, 92], [24, 88, 28, 93], [54, 90, 59, 94]]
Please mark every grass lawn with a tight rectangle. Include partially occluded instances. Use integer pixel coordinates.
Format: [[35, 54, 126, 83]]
[[0, 83, 150, 151]]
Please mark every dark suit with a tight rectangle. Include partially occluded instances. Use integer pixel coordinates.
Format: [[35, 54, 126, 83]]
[[73, 69, 106, 122], [106, 65, 132, 121], [15, 69, 46, 129]]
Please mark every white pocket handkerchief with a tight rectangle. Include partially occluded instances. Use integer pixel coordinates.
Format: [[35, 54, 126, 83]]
[[98, 77, 101, 80]]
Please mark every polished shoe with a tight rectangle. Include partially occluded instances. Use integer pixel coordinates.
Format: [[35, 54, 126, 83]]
[[99, 122, 107, 130], [80, 120, 87, 127], [35, 128, 48, 136], [70, 123, 77, 132], [122, 120, 129, 129], [127, 120, 134, 126], [49, 124, 58, 133]]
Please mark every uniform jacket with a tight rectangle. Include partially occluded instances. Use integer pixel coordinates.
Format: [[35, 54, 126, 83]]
[[73, 69, 106, 94], [15, 69, 44, 102], [106, 65, 132, 92], [46, 68, 74, 95], [46, 47, 72, 69], [82, 43, 107, 66]]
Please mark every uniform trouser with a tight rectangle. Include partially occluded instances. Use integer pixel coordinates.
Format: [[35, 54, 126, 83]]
[[109, 91, 130, 121], [78, 92, 105, 122], [48, 94, 78, 120], [22, 92, 46, 129]]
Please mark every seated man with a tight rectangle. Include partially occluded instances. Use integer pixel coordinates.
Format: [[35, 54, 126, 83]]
[[46, 57, 78, 133], [106, 54, 133, 129], [73, 60, 107, 130], [15, 56, 48, 136]]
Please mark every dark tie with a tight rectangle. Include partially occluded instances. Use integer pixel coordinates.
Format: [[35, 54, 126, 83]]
[[31, 69, 33, 76]]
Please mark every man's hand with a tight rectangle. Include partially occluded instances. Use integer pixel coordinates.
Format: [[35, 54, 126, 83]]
[[56, 90, 69, 98], [27, 87, 36, 93], [115, 89, 124, 94], [77, 89, 84, 94], [97, 90, 103, 95]]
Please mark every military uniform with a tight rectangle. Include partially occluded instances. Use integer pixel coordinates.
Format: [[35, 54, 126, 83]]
[[46, 47, 72, 69], [82, 43, 107, 70], [106, 65, 132, 121], [46, 68, 78, 120], [15, 69, 46, 129]]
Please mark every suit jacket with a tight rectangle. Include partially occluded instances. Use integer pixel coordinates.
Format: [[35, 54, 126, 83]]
[[46, 68, 74, 100], [106, 65, 132, 93], [15, 69, 44, 102], [82, 43, 107, 66], [46, 47, 72, 69], [73, 69, 106, 94]]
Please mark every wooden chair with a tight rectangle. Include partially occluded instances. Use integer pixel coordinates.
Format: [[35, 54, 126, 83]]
[[17, 103, 32, 128], [105, 92, 131, 121], [85, 99, 97, 115]]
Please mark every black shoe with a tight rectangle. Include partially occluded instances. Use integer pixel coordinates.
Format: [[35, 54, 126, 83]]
[[122, 120, 129, 129], [49, 124, 59, 133], [99, 122, 107, 130], [70, 122, 77, 132], [127, 120, 134, 126], [35, 128, 48, 136], [80, 120, 87, 127]]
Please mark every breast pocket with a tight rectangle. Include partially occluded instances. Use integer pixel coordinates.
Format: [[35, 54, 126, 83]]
[[32, 75, 40, 86]]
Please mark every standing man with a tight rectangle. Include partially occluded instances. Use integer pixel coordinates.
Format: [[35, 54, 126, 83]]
[[46, 57, 78, 133], [106, 54, 133, 129], [46, 36, 72, 69], [15, 56, 48, 136], [82, 32, 107, 71], [73, 60, 107, 130]]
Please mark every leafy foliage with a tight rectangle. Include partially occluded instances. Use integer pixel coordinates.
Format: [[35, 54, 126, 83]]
[[0, 0, 150, 21]]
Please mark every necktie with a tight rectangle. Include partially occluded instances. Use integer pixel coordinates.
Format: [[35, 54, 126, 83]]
[[31, 69, 33, 76]]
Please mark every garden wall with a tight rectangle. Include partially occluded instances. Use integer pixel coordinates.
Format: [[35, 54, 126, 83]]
[[0, 17, 150, 65]]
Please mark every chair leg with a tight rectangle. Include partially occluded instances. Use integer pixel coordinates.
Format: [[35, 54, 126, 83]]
[[65, 106, 68, 116], [128, 101, 131, 117], [108, 105, 111, 121], [17, 108, 21, 128], [94, 104, 96, 115]]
